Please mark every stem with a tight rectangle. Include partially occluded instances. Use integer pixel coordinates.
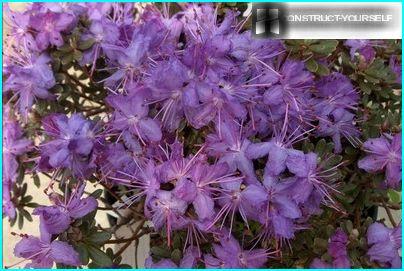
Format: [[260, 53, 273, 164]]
[[381, 198, 397, 227]]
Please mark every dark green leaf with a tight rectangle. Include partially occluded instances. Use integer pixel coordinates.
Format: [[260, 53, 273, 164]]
[[87, 245, 113, 267], [87, 231, 112, 244]]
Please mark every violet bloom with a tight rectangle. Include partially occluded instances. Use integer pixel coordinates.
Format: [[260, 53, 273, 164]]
[[147, 59, 194, 132], [33, 184, 97, 235], [211, 178, 266, 231], [3, 110, 32, 219], [3, 4, 38, 51], [314, 72, 360, 153], [102, 18, 167, 91], [344, 39, 377, 62], [311, 229, 351, 268], [13, 234, 80, 268], [315, 72, 359, 115], [358, 133, 402, 188], [39, 114, 100, 179], [108, 159, 160, 206], [257, 59, 314, 125], [188, 162, 232, 221], [30, 11, 75, 50], [4, 53, 56, 120], [256, 175, 301, 241], [145, 247, 199, 268], [389, 55, 402, 84], [3, 120, 32, 185], [204, 230, 272, 268], [206, 119, 258, 184], [186, 77, 250, 131], [147, 191, 188, 246], [247, 112, 312, 177], [81, 18, 120, 74], [317, 108, 361, 153], [286, 150, 339, 205], [107, 92, 162, 144], [367, 222, 401, 268]]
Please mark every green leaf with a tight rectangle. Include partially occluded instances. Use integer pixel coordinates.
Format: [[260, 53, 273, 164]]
[[78, 39, 96, 50], [306, 58, 318, 73], [309, 40, 338, 55], [150, 246, 171, 258], [87, 231, 112, 244], [87, 245, 113, 267], [18, 213, 24, 229], [20, 209, 33, 222], [89, 189, 103, 199], [32, 174, 41, 188], [313, 238, 328, 254], [387, 189, 401, 203], [316, 63, 330, 76], [315, 139, 327, 157], [61, 54, 74, 65], [171, 249, 182, 264], [364, 58, 395, 81], [75, 243, 89, 265], [73, 50, 83, 61]]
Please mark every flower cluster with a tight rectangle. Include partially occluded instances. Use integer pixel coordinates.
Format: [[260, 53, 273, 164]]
[[3, 2, 402, 269]]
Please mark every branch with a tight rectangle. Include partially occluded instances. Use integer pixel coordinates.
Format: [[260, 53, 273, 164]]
[[381, 198, 397, 227]]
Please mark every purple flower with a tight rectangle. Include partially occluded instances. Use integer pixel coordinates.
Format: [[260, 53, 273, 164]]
[[311, 228, 351, 268], [344, 39, 379, 62], [108, 159, 160, 206], [3, 4, 38, 51], [389, 55, 402, 84], [256, 175, 301, 241], [81, 18, 120, 73], [358, 133, 402, 188], [30, 11, 75, 50], [4, 53, 56, 119], [206, 119, 258, 184], [39, 114, 100, 179], [314, 72, 360, 153], [367, 222, 401, 268], [13, 234, 80, 268], [188, 162, 231, 221], [2, 108, 32, 219], [107, 91, 162, 144], [147, 190, 188, 246], [316, 108, 361, 153], [286, 150, 338, 205], [33, 183, 97, 235], [210, 178, 266, 231], [258, 59, 314, 125], [145, 247, 199, 268], [204, 230, 272, 268]]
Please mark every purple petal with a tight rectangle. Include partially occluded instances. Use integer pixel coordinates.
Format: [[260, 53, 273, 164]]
[[50, 240, 81, 266]]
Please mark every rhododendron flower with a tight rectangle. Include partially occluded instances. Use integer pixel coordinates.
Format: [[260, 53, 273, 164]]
[[344, 39, 381, 62], [13, 233, 80, 268], [3, 107, 32, 219], [358, 133, 402, 188], [4, 53, 55, 119], [39, 114, 100, 178], [145, 247, 199, 268], [204, 230, 274, 268], [30, 11, 75, 50], [33, 184, 97, 235], [311, 229, 351, 268], [367, 222, 402, 268], [107, 92, 162, 144]]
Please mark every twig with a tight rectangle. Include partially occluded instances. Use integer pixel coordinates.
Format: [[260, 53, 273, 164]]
[[381, 198, 397, 227]]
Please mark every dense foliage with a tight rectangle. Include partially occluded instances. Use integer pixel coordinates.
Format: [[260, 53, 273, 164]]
[[2, 3, 402, 269]]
